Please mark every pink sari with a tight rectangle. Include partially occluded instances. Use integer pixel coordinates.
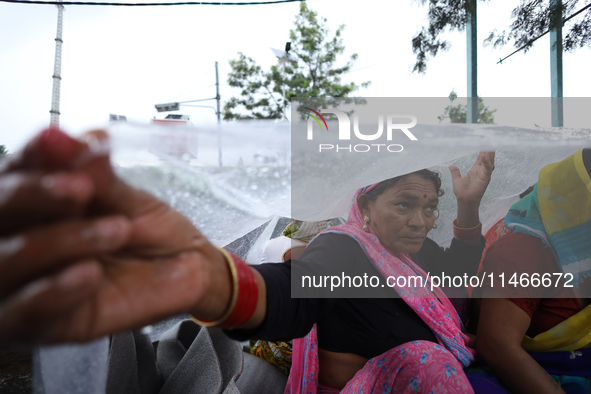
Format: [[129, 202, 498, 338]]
[[285, 184, 476, 394]]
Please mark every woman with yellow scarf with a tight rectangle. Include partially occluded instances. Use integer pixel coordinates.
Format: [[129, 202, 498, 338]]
[[475, 149, 591, 394]]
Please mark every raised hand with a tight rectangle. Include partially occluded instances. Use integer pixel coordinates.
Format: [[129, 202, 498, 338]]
[[449, 151, 495, 205]]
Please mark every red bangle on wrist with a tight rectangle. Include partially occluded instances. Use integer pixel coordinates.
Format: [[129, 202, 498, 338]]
[[192, 248, 259, 330], [453, 219, 482, 241]]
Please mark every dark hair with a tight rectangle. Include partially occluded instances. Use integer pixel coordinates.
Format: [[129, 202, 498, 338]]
[[364, 169, 445, 201], [519, 185, 535, 199]]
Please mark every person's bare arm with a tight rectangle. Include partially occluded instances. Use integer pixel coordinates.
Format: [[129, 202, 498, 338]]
[[477, 288, 565, 394], [450, 151, 495, 245]]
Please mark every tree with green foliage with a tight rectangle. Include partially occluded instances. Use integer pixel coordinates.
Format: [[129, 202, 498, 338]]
[[0, 145, 8, 158], [438, 90, 496, 123], [412, 0, 591, 73], [223, 2, 370, 120]]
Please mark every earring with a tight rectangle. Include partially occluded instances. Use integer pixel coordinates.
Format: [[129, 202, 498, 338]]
[[363, 215, 370, 232]]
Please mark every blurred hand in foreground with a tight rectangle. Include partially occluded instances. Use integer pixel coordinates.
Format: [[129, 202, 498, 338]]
[[0, 128, 230, 344]]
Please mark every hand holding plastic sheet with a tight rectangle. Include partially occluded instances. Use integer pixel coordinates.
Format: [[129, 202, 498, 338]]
[[0, 128, 238, 344], [449, 151, 495, 206], [450, 151, 495, 232]]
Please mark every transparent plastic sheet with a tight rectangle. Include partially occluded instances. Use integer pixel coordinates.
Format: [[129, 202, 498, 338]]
[[106, 112, 591, 266], [109, 120, 291, 249], [290, 97, 591, 301], [34, 99, 591, 391], [292, 98, 591, 247]]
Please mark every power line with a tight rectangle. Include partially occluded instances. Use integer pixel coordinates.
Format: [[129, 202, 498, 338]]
[[172, 67, 214, 100], [1, 0, 301, 5], [172, 84, 217, 102], [497, 2, 591, 64], [349, 59, 395, 73]]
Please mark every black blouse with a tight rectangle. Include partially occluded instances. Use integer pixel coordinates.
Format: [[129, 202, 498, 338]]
[[225, 233, 485, 359]]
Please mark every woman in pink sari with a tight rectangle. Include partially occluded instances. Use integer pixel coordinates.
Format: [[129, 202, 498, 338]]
[[223, 154, 494, 393], [283, 165, 490, 393]]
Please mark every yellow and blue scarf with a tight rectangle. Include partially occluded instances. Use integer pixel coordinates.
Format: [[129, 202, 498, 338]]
[[504, 149, 591, 282]]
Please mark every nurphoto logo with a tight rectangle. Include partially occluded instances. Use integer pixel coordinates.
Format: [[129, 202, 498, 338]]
[[304, 108, 418, 153]]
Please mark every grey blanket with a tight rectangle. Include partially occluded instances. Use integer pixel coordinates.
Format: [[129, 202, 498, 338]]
[[34, 320, 287, 394]]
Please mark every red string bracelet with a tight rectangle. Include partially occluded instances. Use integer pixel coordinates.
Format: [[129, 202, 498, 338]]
[[192, 247, 259, 329], [453, 219, 482, 241]]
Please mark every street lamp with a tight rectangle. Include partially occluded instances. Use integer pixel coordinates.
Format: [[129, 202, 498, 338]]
[[270, 42, 297, 121]]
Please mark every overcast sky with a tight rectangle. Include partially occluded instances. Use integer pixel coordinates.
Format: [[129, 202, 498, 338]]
[[0, 0, 590, 152]]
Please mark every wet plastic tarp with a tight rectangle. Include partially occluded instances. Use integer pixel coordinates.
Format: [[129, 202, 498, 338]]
[[34, 115, 591, 392], [109, 118, 591, 260]]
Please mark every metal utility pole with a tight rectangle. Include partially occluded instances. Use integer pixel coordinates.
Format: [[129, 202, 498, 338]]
[[466, 0, 478, 124], [282, 60, 286, 120], [50, 4, 64, 127], [282, 42, 291, 120], [215, 61, 221, 123], [215, 61, 222, 167], [271, 43, 296, 121], [550, 0, 564, 127]]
